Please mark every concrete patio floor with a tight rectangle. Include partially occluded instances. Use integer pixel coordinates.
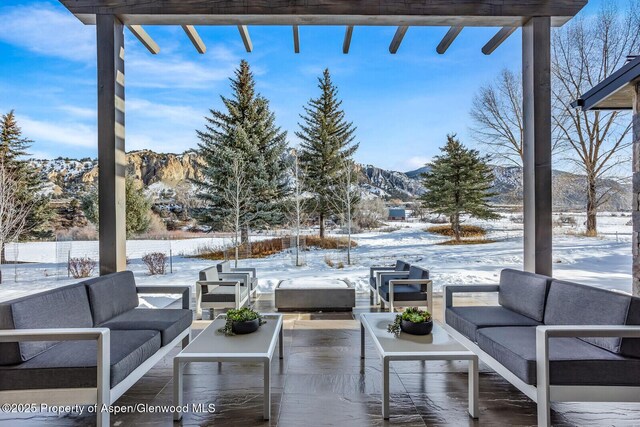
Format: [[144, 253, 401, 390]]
[[2, 292, 639, 426]]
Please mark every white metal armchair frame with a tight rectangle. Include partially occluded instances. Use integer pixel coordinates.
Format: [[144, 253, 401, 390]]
[[442, 285, 640, 427], [195, 279, 246, 320], [371, 269, 410, 305], [0, 285, 191, 427], [380, 278, 433, 313]]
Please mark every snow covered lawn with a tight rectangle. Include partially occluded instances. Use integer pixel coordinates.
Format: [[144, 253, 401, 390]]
[[0, 212, 633, 303]]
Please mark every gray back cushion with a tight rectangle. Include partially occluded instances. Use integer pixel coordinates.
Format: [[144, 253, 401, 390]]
[[396, 260, 411, 272], [84, 271, 139, 325], [200, 267, 219, 281], [498, 269, 551, 322], [408, 266, 429, 280], [544, 280, 640, 357], [217, 261, 230, 273], [1, 283, 93, 364], [0, 304, 20, 365]]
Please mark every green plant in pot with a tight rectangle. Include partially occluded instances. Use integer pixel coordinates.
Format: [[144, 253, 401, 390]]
[[387, 307, 433, 337], [219, 307, 266, 336]]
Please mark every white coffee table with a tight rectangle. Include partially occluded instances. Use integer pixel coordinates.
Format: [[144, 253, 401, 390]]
[[360, 313, 479, 420], [173, 313, 283, 421]]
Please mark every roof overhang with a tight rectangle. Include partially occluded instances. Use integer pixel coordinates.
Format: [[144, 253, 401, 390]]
[[572, 56, 640, 111], [58, 0, 587, 27]]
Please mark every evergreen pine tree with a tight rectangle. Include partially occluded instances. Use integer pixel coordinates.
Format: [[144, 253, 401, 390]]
[[81, 176, 152, 238], [296, 69, 358, 238], [0, 110, 51, 262], [194, 60, 288, 241], [420, 134, 499, 242]]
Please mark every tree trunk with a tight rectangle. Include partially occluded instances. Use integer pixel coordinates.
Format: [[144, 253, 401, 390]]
[[0, 243, 5, 284], [586, 175, 597, 236], [452, 213, 461, 242], [241, 226, 249, 245], [319, 212, 325, 239]]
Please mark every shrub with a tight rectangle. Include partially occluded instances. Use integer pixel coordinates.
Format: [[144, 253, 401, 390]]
[[142, 252, 167, 275], [426, 225, 487, 238], [69, 257, 96, 278], [554, 215, 577, 227], [324, 255, 335, 267]]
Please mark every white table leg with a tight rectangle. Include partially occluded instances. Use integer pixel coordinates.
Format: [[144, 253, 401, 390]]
[[263, 358, 271, 420], [173, 358, 184, 421], [382, 356, 390, 419], [468, 357, 479, 419], [360, 322, 365, 359], [279, 323, 284, 360]]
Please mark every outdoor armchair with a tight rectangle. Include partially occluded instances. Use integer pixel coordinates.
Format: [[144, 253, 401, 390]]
[[217, 260, 258, 299], [378, 266, 432, 312], [368, 260, 411, 304], [196, 266, 247, 319]]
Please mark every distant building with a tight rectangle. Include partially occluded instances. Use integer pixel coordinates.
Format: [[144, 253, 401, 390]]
[[388, 208, 406, 221]]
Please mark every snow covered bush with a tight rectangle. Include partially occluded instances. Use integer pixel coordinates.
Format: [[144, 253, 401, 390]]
[[142, 252, 167, 275], [68, 257, 96, 278]]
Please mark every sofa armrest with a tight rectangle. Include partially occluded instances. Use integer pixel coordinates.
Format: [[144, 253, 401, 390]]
[[232, 267, 256, 278], [444, 284, 500, 308], [218, 272, 251, 285], [0, 328, 111, 399], [370, 265, 395, 278], [137, 285, 190, 310], [377, 271, 410, 283], [536, 325, 640, 392]]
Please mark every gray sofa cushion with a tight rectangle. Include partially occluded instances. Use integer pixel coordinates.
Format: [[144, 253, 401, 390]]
[[0, 304, 20, 366], [378, 284, 426, 302], [408, 266, 429, 280], [544, 280, 640, 357], [84, 271, 139, 325], [202, 286, 249, 303], [446, 306, 541, 342], [1, 284, 93, 364], [396, 260, 411, 272], [476, 327, 640, 386], [0, 330, 161, 390], [199, 267, 219, 282], [498, 269, 551, 322], [99, 308, 192, 346]]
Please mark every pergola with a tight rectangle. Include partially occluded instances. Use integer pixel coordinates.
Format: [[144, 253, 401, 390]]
[[58, 0, 588, 276], [574, 55, 640, 296]]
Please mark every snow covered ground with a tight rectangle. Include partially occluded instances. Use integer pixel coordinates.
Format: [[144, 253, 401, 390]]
[[0, 212, 633, 303]]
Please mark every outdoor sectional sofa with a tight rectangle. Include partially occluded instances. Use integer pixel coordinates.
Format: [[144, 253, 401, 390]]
[[0, 271, 192, 427], [443, 269, 640, 427]]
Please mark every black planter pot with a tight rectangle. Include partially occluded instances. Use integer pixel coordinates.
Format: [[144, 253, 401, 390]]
[[400, 319, 433, 336], [232, 318, 260, 334]]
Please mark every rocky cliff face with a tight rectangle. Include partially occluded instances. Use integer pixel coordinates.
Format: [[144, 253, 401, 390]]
[[31, 150, 631, 210]]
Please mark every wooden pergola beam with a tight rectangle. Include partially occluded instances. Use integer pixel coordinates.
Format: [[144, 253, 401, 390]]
[[60, 0, 588, 27], [293, 25, 300, 53], [237, 25, 253, 52], [343, 25, 354, 54], [389, 26, 408, 54], [436, 25, 463, 54], [181, 25, 206, 53], [482, 26, 517, 55], [125, 25, 159, 54]]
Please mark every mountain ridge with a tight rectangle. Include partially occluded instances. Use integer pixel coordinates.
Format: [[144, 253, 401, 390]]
[[31, 150, 631, 211]]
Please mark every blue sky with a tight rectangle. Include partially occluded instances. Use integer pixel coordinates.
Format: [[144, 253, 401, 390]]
[[0, 0, 606, 171]]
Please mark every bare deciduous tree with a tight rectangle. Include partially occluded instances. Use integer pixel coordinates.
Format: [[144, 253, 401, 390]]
[[288, 150, 314, 267], [222, 155, 253, 267], [470, 69, 525, 166], [552, 1, 640, 235], [0, 162, 33, 284], [329, 159, 360, 265]]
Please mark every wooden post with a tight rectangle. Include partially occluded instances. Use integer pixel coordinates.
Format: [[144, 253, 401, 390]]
[[633, 83, 640, 296], [522, 17, 552, 276], [97, 15, 127, 275]]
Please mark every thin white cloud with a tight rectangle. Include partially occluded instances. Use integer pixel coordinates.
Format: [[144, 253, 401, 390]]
[[58, 105, 96, 120], [0, 4, 94, 62], [127, 98, 204, 127], [403, 156, 431, 171], [18, 115, 96, 149]]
